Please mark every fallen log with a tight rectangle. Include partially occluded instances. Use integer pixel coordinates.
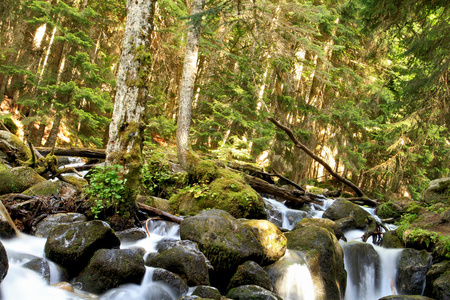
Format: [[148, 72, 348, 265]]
[[35, 147, 106, 159], [337, 197, 379, 207], [268, 117, 366, 197], [137, 202, 183, 224], [244, 174, 323, 205]]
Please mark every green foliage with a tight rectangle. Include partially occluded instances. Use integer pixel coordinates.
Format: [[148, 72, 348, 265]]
[[85, 165, 127, 218]]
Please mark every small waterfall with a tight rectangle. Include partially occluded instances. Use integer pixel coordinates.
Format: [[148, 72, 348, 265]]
[[343, 241, 403, 300], [1, 220, 182, 300], [264, 197, 311, 230], [266, 250, 315, 300]]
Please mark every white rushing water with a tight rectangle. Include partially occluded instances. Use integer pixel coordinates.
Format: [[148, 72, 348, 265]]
[[0, 220, 181, 300]]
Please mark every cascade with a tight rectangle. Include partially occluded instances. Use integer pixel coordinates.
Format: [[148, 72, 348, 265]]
[[0, 220, 181, 300]]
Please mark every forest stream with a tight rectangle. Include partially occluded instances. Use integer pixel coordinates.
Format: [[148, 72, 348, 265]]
[[1, 194, 409, 300]]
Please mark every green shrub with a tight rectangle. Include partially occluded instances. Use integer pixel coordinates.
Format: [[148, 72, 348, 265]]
[[85, 165, 128, 218]]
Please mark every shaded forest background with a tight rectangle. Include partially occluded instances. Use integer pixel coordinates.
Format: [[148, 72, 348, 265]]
[[1, 0, 448, 200]]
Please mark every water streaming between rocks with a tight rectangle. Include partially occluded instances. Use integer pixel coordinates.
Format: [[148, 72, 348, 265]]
[[1, 193, 402, 300]]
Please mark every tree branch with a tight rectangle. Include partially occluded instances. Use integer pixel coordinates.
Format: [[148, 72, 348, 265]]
[[268, 117, 366, 197]]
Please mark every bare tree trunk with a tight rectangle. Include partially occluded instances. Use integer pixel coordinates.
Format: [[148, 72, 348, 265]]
[[176, 0, 205, 170], [105, 0, 156, 189]]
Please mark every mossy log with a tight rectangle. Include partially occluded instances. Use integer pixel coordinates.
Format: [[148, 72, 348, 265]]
[[36, 147, 106, 159], [244, 174, 323, 205]]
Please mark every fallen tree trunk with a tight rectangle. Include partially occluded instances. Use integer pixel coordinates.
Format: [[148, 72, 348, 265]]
[[339, 197, 378, 207], [244, 174, 323, 205], [35, 147, 106, 159], [268, 117, 366, 197], [137, 202, 183, 224]]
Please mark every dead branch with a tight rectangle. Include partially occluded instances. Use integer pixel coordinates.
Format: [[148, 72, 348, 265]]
[[137, 202, 183, 224], [268, 117, 366, 197]]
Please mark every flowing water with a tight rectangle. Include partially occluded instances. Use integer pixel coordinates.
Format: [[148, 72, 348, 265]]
[[0, 220, 181, 300], [1, 193, 402, 299]]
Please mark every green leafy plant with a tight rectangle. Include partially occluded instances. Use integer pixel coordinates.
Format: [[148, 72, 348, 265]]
[[85, 165, 128, 218]]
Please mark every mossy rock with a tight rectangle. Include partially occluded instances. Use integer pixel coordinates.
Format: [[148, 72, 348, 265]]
[[22, 180, 59, 197], [322, 199, 370, 229], [227, 260, 273, 292], [1, 116, 18, 134], [240, 219, 287, 265], [170, 171, 266, 219], [293, 218, 346, 241], [0, 130, 31, 163], [137, 195, 170, 212], [376, 201, 404, 219], [284, 225, 346, 300], [382, 230, 405, 249], [59, 175, 88, 189], [0, 160, 8, 171], [420, 177, 450, 205], [0, 166, 45, 195], [191, 159, 219, 183]]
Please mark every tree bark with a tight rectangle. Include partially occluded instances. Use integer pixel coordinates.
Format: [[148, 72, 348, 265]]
[[105, 0, 156, 188], [176, 0, 205, 170], [269, 117, 367, 197]]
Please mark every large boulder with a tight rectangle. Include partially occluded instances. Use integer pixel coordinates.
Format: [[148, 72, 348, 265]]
[[226, 285, 281, 300], [0, 130, 31, 163], [170, 171, 267, 219], [180, 209, 264, 290], [293, 217, 346, 241], [322, 199, 370, 229], [382, 230, 405, 249], [420, 177, 450, 205], [424, 260, 450, 300], [0, 241, 8, 284], [151, 268, 189, 298], [33, 213, 87, 238], [228, 261, 273, 292], [239, 219, 287, 265], [44, 220, 120, 277], [76, 248, 145, 294], [22, 180, 60, 197], [0, 166, 45, 195], [284, 225, 346, 300], [145, 244, 210, 286], [192, 286, 222, 300], [396, 248, 432, 295]]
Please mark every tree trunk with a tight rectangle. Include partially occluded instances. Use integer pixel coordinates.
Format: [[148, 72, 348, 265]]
[[43, 113, 62, 148], [176, 0, 205, 170], [105, 0, 156, 194]]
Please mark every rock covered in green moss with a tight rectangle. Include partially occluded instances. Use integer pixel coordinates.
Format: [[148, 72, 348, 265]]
[[0, 166, 45, 195], [284, 225, 346, 300], [376, 201, 404, 219], [382, 230, 405, 249], [425, 260, 450, 300], [396, 248, 432, 295], [22, 180, 59, 197], [226, 285, 281, 300], [420, 177, 450, 205], [170, 170, 266, 219], [180, 210, 264, 273], [76, 248, 145, 294], [240, 219, 287, 265], [145, 244, 210, 286], [322, 198, 370, 229], [33, 213, 87, 238], [44, 220, 120, 277], [0, 130, 31, 163], [294, 217, 346, 241], [192, 285, 222, 300], [227, 260, 273, 292]]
